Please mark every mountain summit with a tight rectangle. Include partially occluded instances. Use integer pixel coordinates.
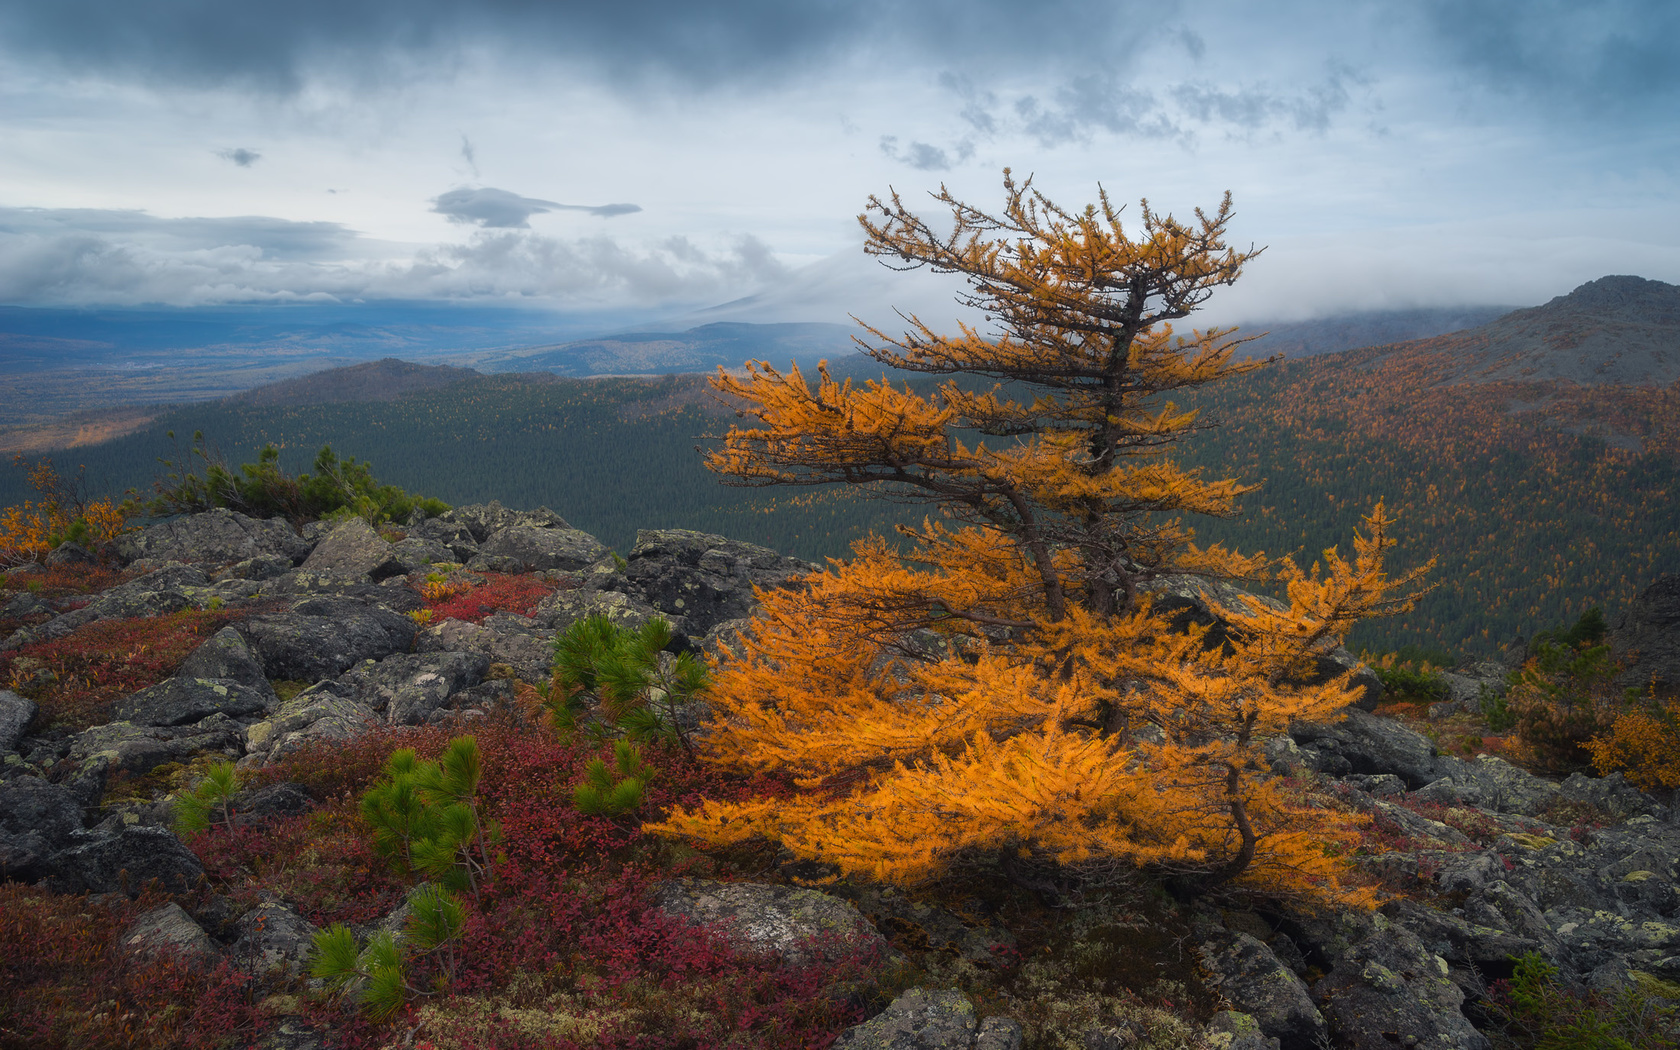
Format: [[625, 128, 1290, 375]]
[[1431, 274, 1680, 385]]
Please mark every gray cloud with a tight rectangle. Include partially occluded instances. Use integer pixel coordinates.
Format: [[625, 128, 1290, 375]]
[[1416, 0, 1680, 114], [0, 206, 356, 259], [431, 187, 641, 228], [217, 147, 261, 166], [879, 136, 973, 171], [459, 134, 478, 177], [0, 0, 1169, 93], [0, 205, 779, 306]]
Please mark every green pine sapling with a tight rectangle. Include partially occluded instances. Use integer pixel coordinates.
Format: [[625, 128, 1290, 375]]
[[572, 739, 654, 817], [358, 736, 497, 900], [548, 614, 708, 752], [172, 760, 241, 836], [310, 883, 466, 1020]]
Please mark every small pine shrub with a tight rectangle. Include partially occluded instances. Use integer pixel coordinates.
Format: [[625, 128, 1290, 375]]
[[172, 759, 241, 836], [311, 883, 467, 1021], [1487, 950, 1678, 1049], [549, 614, 707, 749], [358, 736, 498, 899], [572, 740, 653, 817], [149, 433, 448, 526]]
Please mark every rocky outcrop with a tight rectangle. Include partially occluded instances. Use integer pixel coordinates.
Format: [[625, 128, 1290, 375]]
[[0, 690, 35, 753], [233, 895, 320, 977], [1196, 928, 1326, 1050], [622, 529, 815, 637], [0, 775, 84, 881], [1312, 922, 1490, 1050], [334, 650, 490, 725], [300, 518, 408, 581], [122, 902, 219, 966], [48, 824, 205, 896], [110, 677, 274, 727], [833, 989, 1022, 1050], [652, 878, 890, 971], [467, 526, 607, 574], [115, 507, 312, 568], [237, 595, 418, 682], [1612, 573, 1680, 697]]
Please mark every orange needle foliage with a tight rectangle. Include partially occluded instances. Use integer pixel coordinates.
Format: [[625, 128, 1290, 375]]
[[648, 174, 1429, 904]]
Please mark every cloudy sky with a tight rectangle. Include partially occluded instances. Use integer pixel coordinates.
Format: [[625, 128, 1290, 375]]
[[1, 0, 1676, 326]]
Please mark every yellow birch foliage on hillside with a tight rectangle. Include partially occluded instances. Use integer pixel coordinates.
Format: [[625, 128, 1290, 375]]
[[647, 173, 1429, 903], [0, 455, 130, 567]]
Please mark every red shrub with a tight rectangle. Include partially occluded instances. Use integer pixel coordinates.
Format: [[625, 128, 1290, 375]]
[[425, 573, 560, 624], [0, 883, 266, 1050], [190, 809, 410, 928], [1, 609, 238, 730]]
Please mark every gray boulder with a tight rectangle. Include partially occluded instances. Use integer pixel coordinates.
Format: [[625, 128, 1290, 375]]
[[1612, 573, 1680, 697], [1312, 923, 1489, 1050], [0, 775, 84, 881], [1290, 710, 1442, 788], [833, 989, 1022, 1050], [179, 626, 275, 693], [46, 540, 95, 565], [216, 554, 295, 581], [110, 677, 273, 727], [416, 617, 553, 682], [115, 508, 311, 567], [1197, 930, 1326, 1050], [233, 896, 319, 977], [334, 650, 491, 725], [441, 501, 570, 542], [48, 824, 205, 896], [300, 518, 406, 581], [1409, 756, 1560, 816], [409, 517, 479, 561], [1205, 1011, 1281, 1050], [467, 525, 608, 574], [69, 714, 244, 777], [534, 587, 663, 633], [84, 564, 211, 620], [0, 689, 36, 753], [652, 878, 890, 970], [624, 529, 815, 636], [241, 682, 378, 767], [121, 902, 218, 966], [238, 596, 418, 682], [387, 536, 455, 573]]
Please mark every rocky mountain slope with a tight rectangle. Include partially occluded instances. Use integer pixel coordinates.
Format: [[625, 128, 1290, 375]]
[[1, 509, 1678, 1049], [1370, 275, 1680, 387]]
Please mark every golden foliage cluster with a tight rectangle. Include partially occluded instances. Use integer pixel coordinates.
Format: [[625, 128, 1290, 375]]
[[0, 455, 130, 566], [649, 174, 1429, 905]]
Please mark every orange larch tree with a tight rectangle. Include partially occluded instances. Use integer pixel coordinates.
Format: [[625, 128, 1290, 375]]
[[648, 173, 1428, 903]]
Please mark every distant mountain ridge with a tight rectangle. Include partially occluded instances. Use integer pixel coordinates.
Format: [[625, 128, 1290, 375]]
[[479, 321, 862, 376], [225, 358, 486, 408], [1369, 275, 1680, 386]]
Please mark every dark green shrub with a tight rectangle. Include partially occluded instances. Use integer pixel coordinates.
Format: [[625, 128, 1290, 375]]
[[358, 737, 497, 899], [150, 432, 448, 526], [572, 739, 654, 817], [310, 883, 466, 1021], [1488, 950, 1677, 1049], [549, 614, 708, 749]]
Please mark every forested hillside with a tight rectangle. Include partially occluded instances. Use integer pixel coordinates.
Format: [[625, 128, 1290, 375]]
[[6, 332, 1677, 659], [0, 372, 919, 563], [1176, 346, 1679, 656]]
